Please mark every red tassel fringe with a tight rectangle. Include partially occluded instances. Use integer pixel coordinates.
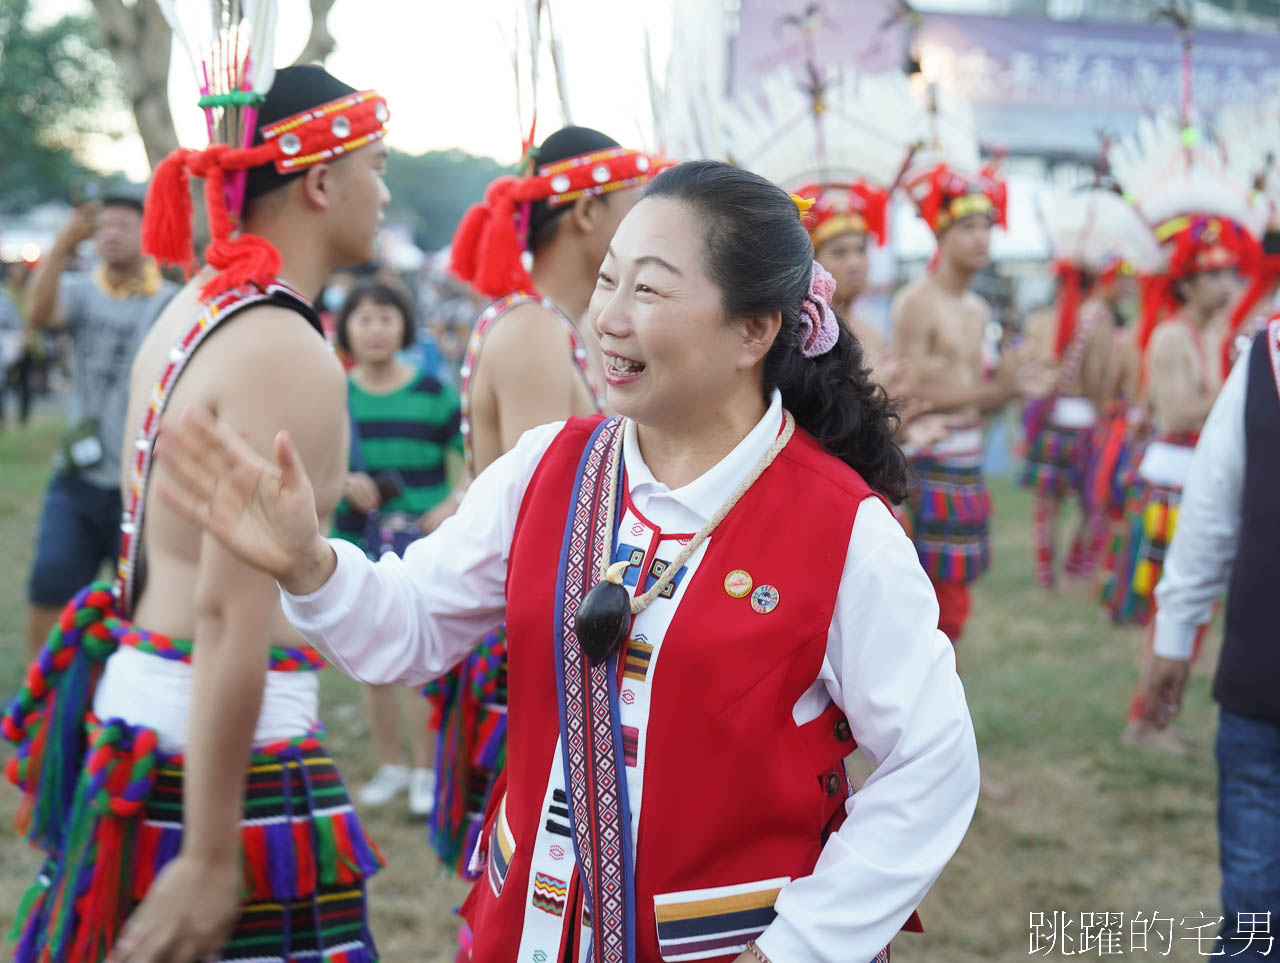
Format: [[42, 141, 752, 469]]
[[1053, 261, 1085, 359], [140, 141, 281, 303], [449, 176, 542, 299]]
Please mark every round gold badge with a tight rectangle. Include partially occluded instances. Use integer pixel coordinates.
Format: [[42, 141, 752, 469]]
[[724, 569, 753, 598]]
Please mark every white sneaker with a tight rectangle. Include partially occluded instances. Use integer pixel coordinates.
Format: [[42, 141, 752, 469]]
[[408, 767, 437, 817], [357, 764, 410, 807]]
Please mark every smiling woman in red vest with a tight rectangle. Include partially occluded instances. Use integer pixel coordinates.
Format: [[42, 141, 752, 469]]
[[154, 161, 980, 963]]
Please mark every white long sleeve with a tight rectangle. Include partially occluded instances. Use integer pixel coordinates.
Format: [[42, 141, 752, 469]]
[[757, 498, 980, 962], [280, 421, 564, 685], [1151, 352, 1249, 660]]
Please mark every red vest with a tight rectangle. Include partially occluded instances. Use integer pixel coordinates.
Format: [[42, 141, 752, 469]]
[[462, 417, 916, 960]]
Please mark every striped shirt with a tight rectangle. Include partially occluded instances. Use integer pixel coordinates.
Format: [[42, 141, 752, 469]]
[[331, 371, 463, 545]]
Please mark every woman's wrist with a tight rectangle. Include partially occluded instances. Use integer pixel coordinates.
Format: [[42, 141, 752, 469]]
[[281, 534, 338, 597]]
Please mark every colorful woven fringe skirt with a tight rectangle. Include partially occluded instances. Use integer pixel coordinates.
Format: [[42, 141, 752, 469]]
[[907, 453, 993, 585], [1020, 420, 1093, 499], [1097, 432, 1193, 626], [2, 584, 382, 962], [1084, 406, 1131, 517], [424, 624, 508, 878], [1130, 482, 1181, 604], [1099, 484, 1152, 626]]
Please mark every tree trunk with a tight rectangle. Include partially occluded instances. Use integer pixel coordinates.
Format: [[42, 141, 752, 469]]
[[91, 0, 339, 171], [293, 0, 338, 66], [90, 0, 176, 170]]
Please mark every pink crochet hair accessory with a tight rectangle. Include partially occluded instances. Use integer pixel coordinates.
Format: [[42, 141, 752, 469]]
[[798, 260, 839, 358]]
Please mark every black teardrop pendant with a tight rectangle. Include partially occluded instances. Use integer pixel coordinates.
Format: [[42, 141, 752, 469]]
[[577, 579, 632, 666]]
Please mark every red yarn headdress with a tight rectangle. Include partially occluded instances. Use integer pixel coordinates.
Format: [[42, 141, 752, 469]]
[[794, 181, 890, 249], [1135, 212, 1261, 359], [449, 146, 655, 299], [904, 162, 1008, 236], [141, 90, 389, 302], [1220, 243, 1280, 376], [1049, 259, 1129, 360]]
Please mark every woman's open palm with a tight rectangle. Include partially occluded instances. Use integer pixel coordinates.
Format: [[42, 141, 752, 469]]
[[154, 408, 322, 583]]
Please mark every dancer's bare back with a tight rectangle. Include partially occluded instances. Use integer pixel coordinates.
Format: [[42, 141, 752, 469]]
[[122, 274, 348, 642], [466, 301, 600, 473]]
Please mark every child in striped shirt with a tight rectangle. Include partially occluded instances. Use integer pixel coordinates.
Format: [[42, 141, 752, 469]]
[[332, 279, 464, 816]]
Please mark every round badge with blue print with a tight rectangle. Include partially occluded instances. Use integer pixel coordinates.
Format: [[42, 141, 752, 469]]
[[750, 584, 780, 614]]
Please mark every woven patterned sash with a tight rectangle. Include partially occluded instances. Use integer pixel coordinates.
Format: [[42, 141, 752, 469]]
[[553, 416, 635, 963]]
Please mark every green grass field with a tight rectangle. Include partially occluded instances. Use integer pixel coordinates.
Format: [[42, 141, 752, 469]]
[[0, 415, 1222, 961]]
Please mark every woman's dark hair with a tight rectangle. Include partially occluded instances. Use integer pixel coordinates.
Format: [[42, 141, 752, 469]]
[[643, 160, 909, 503], [336, 280, 416, 355]]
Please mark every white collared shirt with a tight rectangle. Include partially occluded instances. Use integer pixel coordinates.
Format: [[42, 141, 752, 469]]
[[1152, 352, 1250, 659], [283, 389, 979, 961]]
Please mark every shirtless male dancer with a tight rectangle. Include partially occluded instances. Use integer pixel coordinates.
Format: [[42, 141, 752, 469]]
[[1022, 256, 1140, 588], [1122, 262, 1240, 751], [893, 163, 1032, 644], [3, 67, 388, 962], [428, 126, 651, 886], [801, 180, 947, 446], [1107, 114, 1261, 640]]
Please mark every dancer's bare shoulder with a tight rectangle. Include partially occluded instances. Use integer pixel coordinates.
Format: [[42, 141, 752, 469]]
[[470, 299, 594, 461], [476, 299, 575, 369], [195, 304, 348, 511]]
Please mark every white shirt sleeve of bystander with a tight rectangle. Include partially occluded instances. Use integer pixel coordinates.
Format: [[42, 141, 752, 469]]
[[279, 421, 566, 686], [1151, 351, 1250, 660], [757, 497, 981, 962]]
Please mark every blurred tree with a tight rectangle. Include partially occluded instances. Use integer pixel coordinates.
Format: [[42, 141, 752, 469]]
[[0, 0, 121, 212], [89, 0, 175, 169], [90, 0, 340, 171], [385, 149, 513, 251]]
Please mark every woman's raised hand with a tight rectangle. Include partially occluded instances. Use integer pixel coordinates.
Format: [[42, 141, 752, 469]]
[[154, 408, 334, 593]]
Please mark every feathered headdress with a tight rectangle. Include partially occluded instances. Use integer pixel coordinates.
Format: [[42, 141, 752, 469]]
[[1037, 168, 1162, 357], [725, 67, 925, 248], [142, 2, 389, 301], [902, 85, 1007, 237], [654, 0, 923, 250], [1110, 110, 1265, 356], [1215, 95, 1280, 373]]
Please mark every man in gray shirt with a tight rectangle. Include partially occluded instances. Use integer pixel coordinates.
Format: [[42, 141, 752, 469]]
[[23, 193, 176, 656], [0, 284, 24, 427]]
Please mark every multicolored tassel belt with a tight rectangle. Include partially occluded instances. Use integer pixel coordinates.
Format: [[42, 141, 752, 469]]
[[3, 583, 326, 848], [423, 624, 509, 878], [2, 583, 380, 963], [9, 716, 382, 962]]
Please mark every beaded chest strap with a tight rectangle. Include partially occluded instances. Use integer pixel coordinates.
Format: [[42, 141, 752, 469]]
[[115, 280, 311, 618]]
